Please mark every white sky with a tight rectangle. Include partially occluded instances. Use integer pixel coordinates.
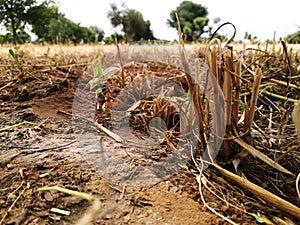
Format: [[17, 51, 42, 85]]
[[1, 0, 299, 42]]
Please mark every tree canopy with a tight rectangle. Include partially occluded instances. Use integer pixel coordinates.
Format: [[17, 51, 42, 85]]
[[167, 1, 209, 41], [0, 0, 40, 44], [27, 2, 60, 42], [104, 32, 125, 44], [108, 3, 155, 42], [0, 0, 104, 44], [47, 14, 101, 44]]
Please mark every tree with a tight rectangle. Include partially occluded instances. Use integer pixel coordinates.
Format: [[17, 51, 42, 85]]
[[89, 26, 105, 42], [46, 14, 99, 44], [104, 32, 125, 44], [167, 1, 209, 41], [0, 0, 31, 44], [47, 14, 83, 44], [0, 28, 30, 44], [28, 4, 103, 44], [27, 2, 59, 42], [244, 31, 257, 43], [0, 0, 54, 44], [0, 0, 104, 44], [108, 3, 155, 42]]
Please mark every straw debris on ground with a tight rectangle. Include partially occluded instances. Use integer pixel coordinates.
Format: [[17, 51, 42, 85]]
[[0, 35, 299, 225]]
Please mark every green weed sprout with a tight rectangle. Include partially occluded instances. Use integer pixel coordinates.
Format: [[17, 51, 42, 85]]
[[89, 57, 113, 96], [9, 46, 25, 66]]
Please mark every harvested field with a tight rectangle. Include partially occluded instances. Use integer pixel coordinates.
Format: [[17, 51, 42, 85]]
[[0, 41, 299, 225]]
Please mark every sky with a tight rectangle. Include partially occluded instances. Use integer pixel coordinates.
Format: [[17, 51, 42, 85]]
[[1, 0, 299, 42]]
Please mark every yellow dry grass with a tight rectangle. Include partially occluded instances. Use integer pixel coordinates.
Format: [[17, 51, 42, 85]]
[[0, 43, 114, 58], [1, 42, 300, 58]]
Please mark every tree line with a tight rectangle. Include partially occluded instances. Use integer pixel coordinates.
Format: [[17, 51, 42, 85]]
[[0, 0, 105, 44], [1, 0, 299, 45], [0, 0, 213, 45]]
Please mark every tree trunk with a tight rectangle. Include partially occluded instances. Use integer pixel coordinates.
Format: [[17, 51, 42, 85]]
[[13, 29, 18, 45], [11, 18, 18, 45]]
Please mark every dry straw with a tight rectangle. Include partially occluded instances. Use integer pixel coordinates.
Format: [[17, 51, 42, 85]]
[[197, 22, 300, 220], [292, 99, 300, 138]]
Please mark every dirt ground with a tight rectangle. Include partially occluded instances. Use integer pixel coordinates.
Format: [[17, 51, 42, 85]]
[[0, 43, 299, 225]]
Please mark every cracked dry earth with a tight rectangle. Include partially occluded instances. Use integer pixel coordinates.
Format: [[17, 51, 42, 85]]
[[0, 44, 256, 225]]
